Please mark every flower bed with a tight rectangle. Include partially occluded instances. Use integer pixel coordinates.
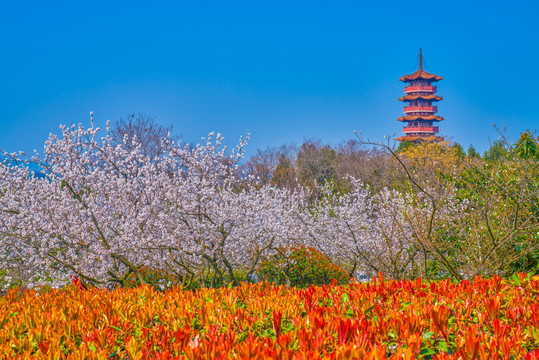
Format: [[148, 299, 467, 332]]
[[1, 274, 539, 359]]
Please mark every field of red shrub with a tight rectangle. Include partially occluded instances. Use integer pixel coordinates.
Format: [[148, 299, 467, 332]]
[[1, 274, 539, 359]]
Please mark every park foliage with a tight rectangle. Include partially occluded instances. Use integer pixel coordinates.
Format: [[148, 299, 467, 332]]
[[0, 120, 538, 290], [0, 117, 538, 358]]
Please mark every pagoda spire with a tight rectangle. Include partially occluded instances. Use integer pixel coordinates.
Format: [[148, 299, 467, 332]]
[[419, 48, 423, 69]]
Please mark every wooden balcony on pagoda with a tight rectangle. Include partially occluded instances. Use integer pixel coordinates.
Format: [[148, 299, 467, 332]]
[[403, 105, 438, 113], [403, 125, 439, 133], [404, 84, 437, 93]]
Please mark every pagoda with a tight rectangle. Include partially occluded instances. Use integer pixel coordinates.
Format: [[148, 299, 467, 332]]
[[397, 49, 444, 143]]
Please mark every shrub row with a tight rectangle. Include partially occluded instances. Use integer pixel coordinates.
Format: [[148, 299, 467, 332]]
[[1, 274, 539, 358]]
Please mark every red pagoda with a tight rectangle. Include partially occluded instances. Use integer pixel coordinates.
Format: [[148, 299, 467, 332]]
[[397, 49, 444, 143]]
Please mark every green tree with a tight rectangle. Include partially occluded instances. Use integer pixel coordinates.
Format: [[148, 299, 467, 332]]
[[467, 145, 481, 159], [484, 140, 509, 162], [449, 153, 539, 276], [514, 130, 538, 160], [451, 143, 466, 160]]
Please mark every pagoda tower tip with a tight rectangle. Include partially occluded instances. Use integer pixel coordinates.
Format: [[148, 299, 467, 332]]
[[419, 48, 423, 69]]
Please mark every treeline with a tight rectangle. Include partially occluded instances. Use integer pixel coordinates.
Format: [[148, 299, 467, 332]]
[[241, 132, 536, 192], [0, 114, 537, 290]]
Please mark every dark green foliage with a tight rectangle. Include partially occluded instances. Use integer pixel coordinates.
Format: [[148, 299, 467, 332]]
[[467, 145, 481, 159], [484, 139, 510, 162], [257, 245, 349, 288], [451, 142, 466, 159], [396, 140, 417, 153], [449, 148, 539, 276], [514, 130, 538, 160]]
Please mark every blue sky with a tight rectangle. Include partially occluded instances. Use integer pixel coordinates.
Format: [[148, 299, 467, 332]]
[[1, 1, 538, 157]]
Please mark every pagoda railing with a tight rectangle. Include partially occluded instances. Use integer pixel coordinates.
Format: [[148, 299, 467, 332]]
[[403, 126, 439, 133], [403, 105, 438, 113], [404, 85, 437, 93]]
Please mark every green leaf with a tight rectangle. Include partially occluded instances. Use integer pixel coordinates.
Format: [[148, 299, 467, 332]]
[[363, 305, 374, 315], [419, 347, 436, 357], [437, 340, 448, 353]]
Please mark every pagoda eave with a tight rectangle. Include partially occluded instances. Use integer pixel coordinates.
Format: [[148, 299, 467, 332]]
[[398, 94, 443, 102], [399, 70, 443, 82], [397, 114, 444, 122]]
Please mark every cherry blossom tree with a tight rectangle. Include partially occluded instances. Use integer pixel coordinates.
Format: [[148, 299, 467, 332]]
[[297, 180, 429, 280], [0, 119, 311, 289]]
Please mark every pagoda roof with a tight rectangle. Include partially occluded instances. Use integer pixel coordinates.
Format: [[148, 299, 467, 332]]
[[399, 49, 442, 82], [397, 134, 445, 142], [399, 70, 442, 82], [399, 94, 443, 102], [397, 114, 444, 122]]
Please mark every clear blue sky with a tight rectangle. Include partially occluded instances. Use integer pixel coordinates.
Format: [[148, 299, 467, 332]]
[[1, 0, 538, 157]]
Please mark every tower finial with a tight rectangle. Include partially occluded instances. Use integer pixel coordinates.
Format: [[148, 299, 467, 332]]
[[419, 48, 423, 70]]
